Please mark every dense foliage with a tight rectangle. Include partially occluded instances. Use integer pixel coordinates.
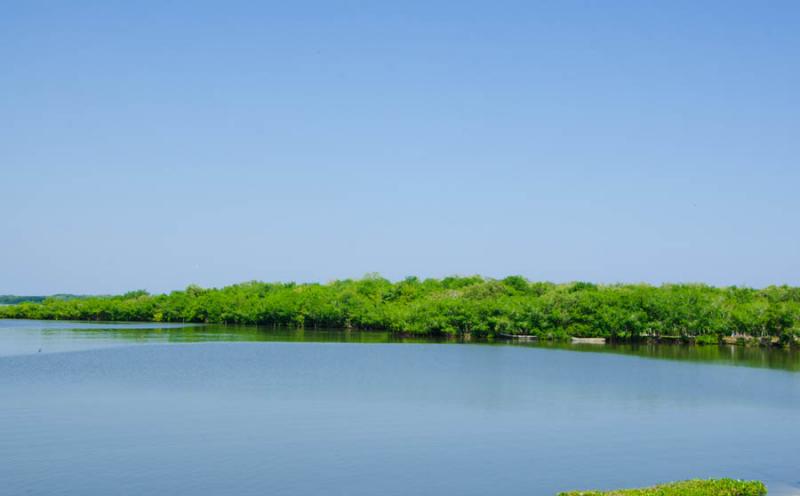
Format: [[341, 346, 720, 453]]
[[558, 478, 767, 495], [2, 276, 799, 342]]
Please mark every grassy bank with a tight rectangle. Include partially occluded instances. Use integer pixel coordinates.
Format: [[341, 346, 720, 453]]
[[1, 276, 799, 343], [559, 478, 767, 495]]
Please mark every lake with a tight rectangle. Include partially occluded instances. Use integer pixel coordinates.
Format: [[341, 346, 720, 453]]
[[1, 319, 799, 495]]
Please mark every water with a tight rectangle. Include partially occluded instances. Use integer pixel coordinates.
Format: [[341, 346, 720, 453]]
[[1, 320, 799, 496]]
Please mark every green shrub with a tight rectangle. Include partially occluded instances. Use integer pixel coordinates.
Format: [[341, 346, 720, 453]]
[[558, 478, 766, 496], [695, 334, 720, 346]]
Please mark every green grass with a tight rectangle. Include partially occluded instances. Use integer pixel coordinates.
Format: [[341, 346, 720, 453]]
[[558, 478, 767, 496]]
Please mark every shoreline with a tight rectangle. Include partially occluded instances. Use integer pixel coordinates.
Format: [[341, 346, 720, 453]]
[[2, 316, 797, 349]]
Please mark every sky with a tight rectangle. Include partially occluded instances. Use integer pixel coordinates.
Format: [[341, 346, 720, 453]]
[[2, 1, 799, 294]]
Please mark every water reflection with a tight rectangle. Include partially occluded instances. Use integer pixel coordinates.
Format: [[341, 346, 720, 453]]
[[2, 319, 799, 372]]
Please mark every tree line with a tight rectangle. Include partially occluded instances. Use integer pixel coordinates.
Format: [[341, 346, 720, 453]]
[[1, 276, 799, 343], [0, 294, 85, 305]]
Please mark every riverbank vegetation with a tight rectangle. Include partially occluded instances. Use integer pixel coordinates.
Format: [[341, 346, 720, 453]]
[[558, 478, 767, 495], [1, 276, 799, 344]]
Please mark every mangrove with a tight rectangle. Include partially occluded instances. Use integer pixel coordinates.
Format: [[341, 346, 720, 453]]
[[558, 478, 767, 495], [1, 276, 799, 344]]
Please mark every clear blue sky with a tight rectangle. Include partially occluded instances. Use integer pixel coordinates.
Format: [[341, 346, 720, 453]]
[[2, 1, 799, 294]]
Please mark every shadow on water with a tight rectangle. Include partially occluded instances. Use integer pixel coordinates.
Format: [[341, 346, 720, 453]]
[[534, 340, 800, 373], [4, 319, 799, 372]]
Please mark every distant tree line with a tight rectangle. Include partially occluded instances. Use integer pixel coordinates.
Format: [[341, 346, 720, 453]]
[[1, 276, 799, 344], [0, 294, 85, 305]]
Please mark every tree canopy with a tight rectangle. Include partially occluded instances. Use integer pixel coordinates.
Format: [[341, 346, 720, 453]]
[[2, 276, 799, 342]]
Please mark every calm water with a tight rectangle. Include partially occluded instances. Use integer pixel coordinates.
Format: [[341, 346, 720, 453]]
[[1, 320, 799, 496]]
